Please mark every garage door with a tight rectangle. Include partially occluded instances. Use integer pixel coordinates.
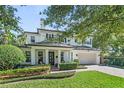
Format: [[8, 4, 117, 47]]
[[78, 53, 97, 64]]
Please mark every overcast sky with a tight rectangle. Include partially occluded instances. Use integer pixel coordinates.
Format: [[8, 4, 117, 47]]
[[14, 5, 50, 32]]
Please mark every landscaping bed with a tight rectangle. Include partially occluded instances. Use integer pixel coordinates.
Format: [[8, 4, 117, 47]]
[[1, 71, 124, 88], [0, 71, 75, 84], [0, 65, 50, 79]]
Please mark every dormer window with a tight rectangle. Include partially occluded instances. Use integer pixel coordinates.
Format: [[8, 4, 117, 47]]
[[31, 36, 35, 43]]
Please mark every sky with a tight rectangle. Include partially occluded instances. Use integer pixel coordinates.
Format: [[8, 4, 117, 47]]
[[14, 5, 49, 32]]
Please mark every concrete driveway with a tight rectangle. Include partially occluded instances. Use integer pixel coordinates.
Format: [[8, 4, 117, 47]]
[[86, 65, 124, 78]]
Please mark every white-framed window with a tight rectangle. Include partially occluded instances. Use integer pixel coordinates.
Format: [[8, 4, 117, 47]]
[[25, 51, 31, 62], [46, 33, 48, 39], [64, 38, 67, 43], [75, 39, 77, 43], [31, 36, 35, 43]]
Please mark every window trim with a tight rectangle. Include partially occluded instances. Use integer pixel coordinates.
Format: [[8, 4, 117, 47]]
[[31, 36, 35, 43], [25, 51, 31, 63]]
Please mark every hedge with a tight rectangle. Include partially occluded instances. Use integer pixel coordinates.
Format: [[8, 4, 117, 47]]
[[0, 65, 50, 79], [59, 62, 78, 70], [105, 57, 124, 66]]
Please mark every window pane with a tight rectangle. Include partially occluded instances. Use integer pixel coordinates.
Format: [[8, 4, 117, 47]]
[[31, 36, 35, 42], [61, 52, 64, 61], [25, 51, 31, 62]]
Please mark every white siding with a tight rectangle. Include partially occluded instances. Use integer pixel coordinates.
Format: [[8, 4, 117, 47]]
[[25, 29, 93, 48]]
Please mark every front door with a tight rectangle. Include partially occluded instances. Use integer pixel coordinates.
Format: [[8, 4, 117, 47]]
[[49, 52, 54, 65], [38, 51, 43, 64]]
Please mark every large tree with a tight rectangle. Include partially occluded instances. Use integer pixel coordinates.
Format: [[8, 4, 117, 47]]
[[0, 5, 22, 44], [42, 5, 124, 56]]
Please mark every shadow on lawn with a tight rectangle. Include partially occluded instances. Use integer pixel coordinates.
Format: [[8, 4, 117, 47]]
[[0, 71, 75, 84]]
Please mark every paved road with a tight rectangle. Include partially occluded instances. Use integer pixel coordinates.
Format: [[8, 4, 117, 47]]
[[52, 65, 124, 78]]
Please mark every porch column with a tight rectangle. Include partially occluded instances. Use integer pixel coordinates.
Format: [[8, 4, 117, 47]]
[[67, 51, 71, 62], [96, 53, 100, 64], [31, 48, 36, 65], [45, 49, 49, 64], [58, 50, 61, 68]]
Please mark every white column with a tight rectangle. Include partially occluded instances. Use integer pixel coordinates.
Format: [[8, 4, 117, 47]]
[[58, 50, 61, 68], [45, 49, 49, 64], [67, 51, 71, 62], [31, 48, 36, 65], [96, 53, 100, 64]]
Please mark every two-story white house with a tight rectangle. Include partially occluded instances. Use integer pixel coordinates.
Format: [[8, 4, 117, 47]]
[[20, 25, 100, 67]]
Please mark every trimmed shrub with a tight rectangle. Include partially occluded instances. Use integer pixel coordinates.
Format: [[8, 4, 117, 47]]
[[105, 57, 124, 66], [0, 65, 50, 79], [73, 59, 80, 64], [0, 45, 26, 70], [59, 62, 78, 70]]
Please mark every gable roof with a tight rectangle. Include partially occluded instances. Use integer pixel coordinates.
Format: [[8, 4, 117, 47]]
[[24, 28, 64, 34]]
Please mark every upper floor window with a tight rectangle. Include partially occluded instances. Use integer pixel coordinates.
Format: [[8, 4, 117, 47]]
[[90, 38, 92, 45], [68, 40, 70, 42], [84, 40, 91, 45], [49, 34, 51, 38], [46, 33, 48, 39], [75, 39, 77, 43], [52, 34, 54, 38], [64, 38, 67, 43], [46, 33, 54, 39], [31, 36, 35, 43]]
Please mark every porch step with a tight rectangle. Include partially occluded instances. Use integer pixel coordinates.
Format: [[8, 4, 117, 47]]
[[51, 66, 59, 71]]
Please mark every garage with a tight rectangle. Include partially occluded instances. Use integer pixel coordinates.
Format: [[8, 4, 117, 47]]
[[78, 53, 97, 64]]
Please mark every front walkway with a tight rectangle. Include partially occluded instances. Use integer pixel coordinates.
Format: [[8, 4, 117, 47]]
[[52, 65, 124, 78]]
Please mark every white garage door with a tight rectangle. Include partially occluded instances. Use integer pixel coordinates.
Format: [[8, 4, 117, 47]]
[[78, 53, 97, 64]]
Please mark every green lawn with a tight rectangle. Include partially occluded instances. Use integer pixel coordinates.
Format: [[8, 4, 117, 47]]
[[0, 71, 124, 88]]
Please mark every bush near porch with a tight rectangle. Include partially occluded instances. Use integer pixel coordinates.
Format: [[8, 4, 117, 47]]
[[59, 62, 78, 70], [0, 45, 26, 70], [0, 65, 50, 79]]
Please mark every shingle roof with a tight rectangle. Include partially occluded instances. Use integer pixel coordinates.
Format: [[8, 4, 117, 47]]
[[74, 46, 100, 51], [26, 41, 73, 48], [24, 28, 64, 34]]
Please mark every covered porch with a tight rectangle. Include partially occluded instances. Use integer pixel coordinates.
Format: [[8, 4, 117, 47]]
[[30, 46, 73, 67]]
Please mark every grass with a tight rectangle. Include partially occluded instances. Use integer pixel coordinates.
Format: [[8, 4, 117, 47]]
[[0, 71, 124, 88]]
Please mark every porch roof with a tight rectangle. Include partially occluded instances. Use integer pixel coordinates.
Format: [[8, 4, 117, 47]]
[[26, 42, 73, 48], [74, 46, 100, 51]]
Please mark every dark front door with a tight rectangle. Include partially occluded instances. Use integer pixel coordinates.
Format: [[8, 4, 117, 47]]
[[49, 52, 54, 65], [38, 51, 43, 64]]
